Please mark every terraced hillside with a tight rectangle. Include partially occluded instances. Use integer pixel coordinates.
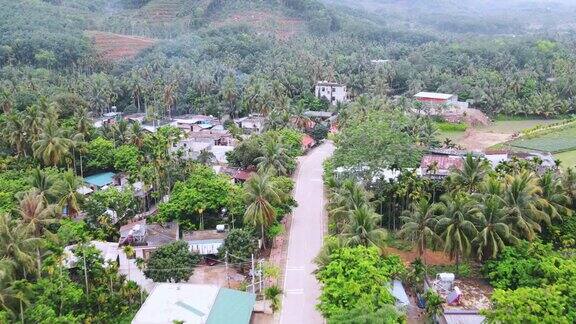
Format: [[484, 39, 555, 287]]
[[86, 31, 156, 60]]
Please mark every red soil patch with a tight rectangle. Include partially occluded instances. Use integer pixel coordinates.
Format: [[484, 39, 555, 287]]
[[385, 247, 454, 266], [211, 10, 305, 40], [459, 129, 514, 151], [86, 31, 156, 61]]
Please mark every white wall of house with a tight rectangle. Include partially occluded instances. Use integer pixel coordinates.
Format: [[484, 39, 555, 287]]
[[188, 240, 224, 255], [315, 82, 347, 105]]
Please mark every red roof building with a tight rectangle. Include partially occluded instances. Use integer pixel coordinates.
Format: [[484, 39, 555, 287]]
[[301, 134, 316, 151], [420, 154, 464, 178]]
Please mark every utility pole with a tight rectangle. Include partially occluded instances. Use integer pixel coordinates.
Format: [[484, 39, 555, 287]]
[[225, 251, 230, 288], [251, 254, 255, 294], [83, 248, 89, 294], [258, 259, 263, 293]]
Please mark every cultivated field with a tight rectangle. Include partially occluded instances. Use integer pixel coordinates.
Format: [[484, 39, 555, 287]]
[[86, 31, 156, 61], [211, 10, 305, 40], [507, 125, 576, 153], [437, 119, 561, 151]]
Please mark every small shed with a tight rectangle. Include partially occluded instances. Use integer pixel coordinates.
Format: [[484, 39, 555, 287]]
[[183, 230, 228, 255]]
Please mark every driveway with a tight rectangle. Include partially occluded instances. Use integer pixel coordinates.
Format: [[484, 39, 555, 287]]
[[279, 142, 334, 324]]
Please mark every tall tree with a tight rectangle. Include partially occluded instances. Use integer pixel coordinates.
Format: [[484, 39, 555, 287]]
[[244, 170, 281, 249], [340, 206, 387, 251], [436, 194, 478, 267], [32, 123, 72, 167], [399, 198, 441, 263], [502, 171, 549, 240]]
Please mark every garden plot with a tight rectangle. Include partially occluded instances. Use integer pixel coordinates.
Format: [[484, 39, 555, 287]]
[[507, 125, 576, 153]]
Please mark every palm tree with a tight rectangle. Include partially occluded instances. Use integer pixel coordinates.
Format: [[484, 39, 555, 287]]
[[54, 171, 84, 217], [255, 136, 292, 175], [196, 149, 216, 165], [399, 198, 441, 264], [32, 123, 72, 167], [340, 206, 387, 251], [18, 191, 58, 237], [562, 167, 576, 209], [436, 194, 478, 268], [17, 191, 58, 278], [472, 195, 517, 260], [539, 171, 572, 221], [0, 214, 42, 278], [447, 154, 489, 193], [502, 171, 549, 240], [244, 170, 281, 249], [326, 180, 372, 233], [28, 168, 58, 203], [130, 122, 145, 149], [3, 113, 27, 156]]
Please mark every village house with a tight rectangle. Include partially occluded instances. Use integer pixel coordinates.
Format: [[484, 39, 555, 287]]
[[63, 241, 119, 268], [301, 134, 316, 151], [234, 114, 265, 134], [131, 283, 256, 324], [173, 114, 220, 133], [183, 226, 228, 256], [118, 220, 179, 260], [315, 81, 348, 105], [420, 153, 465, 179]]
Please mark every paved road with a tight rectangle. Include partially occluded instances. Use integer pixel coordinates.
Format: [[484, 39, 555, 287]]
[[279, 142, 334, 324]]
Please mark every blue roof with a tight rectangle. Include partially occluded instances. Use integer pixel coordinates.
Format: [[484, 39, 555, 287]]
[[206, 288, 256, 324], [84, 172, 116, 187]]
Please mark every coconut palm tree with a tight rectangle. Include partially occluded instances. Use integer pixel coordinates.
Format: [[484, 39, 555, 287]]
[[472, 195, 518, 260], [502, 171, 549, 240], [340, 206, 387, 251], [399, 198, 441, 263], [447, 154, 489, 193], [32, 123, 72, 167], [327, 180, 372, 233], [3, 113, 27, 156], [0, 214, 42, 278], [436, 194, 478, 267], [130, 122, 145, 149], [244, 170, 281, 249], [538, 171, 572, 221], [27, 168, 58, 203], [17, 191, 58, 278], [255, 136, 292, 176], [54, 171, 84, 217]]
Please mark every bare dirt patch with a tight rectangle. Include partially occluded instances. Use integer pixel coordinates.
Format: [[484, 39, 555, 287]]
[[188, 264, 246, 289], [86, 31, 156, 61], [211, 10, 305, 40], [385, 247, 454, 266], [459, 129, 515, 151]]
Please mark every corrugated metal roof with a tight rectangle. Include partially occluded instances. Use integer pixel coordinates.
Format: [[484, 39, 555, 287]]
[[206, 288, 256, 324]]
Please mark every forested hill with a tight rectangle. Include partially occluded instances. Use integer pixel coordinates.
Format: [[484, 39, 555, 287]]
[[1, 0, 576, 120], [322, 0, 576, 35]]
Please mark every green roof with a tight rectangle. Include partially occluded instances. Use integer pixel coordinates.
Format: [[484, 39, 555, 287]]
[[206, 288, 256, 324]]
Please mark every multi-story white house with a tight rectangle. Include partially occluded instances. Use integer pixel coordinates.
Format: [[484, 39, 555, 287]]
[[315, 81, 348, 105]]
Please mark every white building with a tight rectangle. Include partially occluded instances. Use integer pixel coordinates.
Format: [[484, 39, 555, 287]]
[[183, 227, 228, 255], [315, 81, 348, 105], [169, 139, 213, 160]]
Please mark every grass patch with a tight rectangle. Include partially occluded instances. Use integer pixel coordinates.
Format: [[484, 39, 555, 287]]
[[479, 119, 561, 134], [507, 125, 576, 153], [555, 150, 576, 170], [436, 121, 467, 132]]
